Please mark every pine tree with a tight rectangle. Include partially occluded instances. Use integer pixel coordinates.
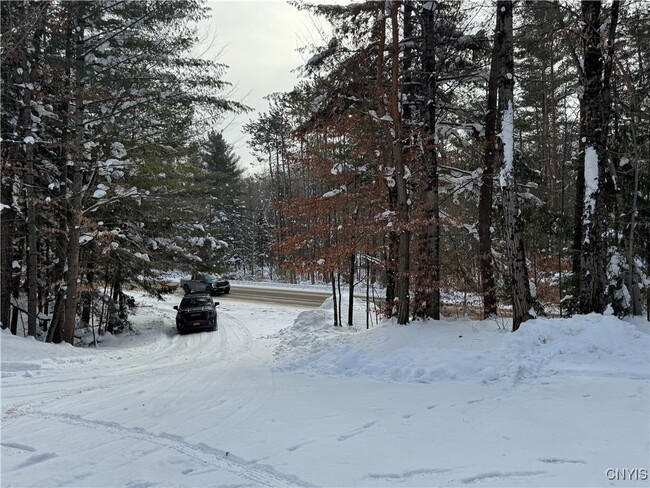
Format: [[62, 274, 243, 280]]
[[202, 131, 244, 177]]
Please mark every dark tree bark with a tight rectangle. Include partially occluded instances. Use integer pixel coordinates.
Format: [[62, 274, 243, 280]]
[[496, 0, 533, 332], [571, 92, 587, 300], [0, 176, 13, 329], [46, 8, 74, 344], [0, 1, 22, 331], [578, 0, 608, 314], [478, 16, 500, 319], [331, 271, 339, 326], [375, 1, 410, 324], [10, 287, 20, 334], [20, 0, 38, 337], [384, 194, 398, 318], [62, 2, 86, 344], [389, 1, 410, 325], [347, 253, 355, 326], [419, 0, 441, 320]]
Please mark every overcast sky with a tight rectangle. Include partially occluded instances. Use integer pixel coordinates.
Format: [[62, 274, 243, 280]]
[[196, 1, 329, 171]]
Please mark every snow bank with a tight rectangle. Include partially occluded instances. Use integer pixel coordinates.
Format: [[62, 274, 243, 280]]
[[274, 310, 649, 385], [507, 313, 649, 382], [1, 328, 96, 378], [272, 296, 365, 364]]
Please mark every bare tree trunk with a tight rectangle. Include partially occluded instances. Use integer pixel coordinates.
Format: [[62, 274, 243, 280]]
[[375, 1, 409, 323], [420, 0, 441, 320], [366, 258, 371, 329], [571, 77, 587, 294], [579, 0, 608, 314], [622, 62, 643, 316], [20, 1, 38, 337], [627, 153, 642, 315], [347, 253, 355, 326], [599, 1, 639, 315], [496, 0, 533, 332], [0, 177, 13, 329], [389, 1, 410, 324], [45, 6, 73, 344], [46, 292, 64, 343], [337, 272, 342, 326], [10, 287, 20, 334], [62, 2, 86, 344], [550, 0, 587, 306], [479, 13, 500, 319], [331, 271, 338, 327]]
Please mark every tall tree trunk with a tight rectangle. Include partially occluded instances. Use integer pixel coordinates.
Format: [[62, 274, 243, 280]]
[[62, 2, 86, 344], [20, 1, 38, 337], [0, 176, 14, 329], [45, 8, 73, 344], [419, 0, 441, 320], [566, 4, 589, 308], [496, 0, 533, 332], [622, 58, 643, 316], [578, 0, 608, 314], [479, 16, 500, 319], [627, 153, 642, 315], [571, 97, 587, 302], [389, 1, 410, 324], [375, 1, 409, 323]]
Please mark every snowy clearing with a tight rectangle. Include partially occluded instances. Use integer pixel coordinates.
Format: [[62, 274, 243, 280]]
[[1, 290, 648, 487]]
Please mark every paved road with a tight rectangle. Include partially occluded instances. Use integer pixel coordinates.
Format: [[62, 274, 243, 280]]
[[216, 285, 331, 309]]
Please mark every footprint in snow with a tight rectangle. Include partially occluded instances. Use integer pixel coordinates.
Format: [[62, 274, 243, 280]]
[[12, 452, 57, 470], [337, 421, 377, 441], [460, 470, 546, 484], [286, 441, 312, 452], [539, 458, 585, 465], [1, 442, 37, 453]]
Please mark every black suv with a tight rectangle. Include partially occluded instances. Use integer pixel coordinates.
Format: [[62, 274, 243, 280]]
[[180, 274, 231, 296], [174, 293, 218, 334]]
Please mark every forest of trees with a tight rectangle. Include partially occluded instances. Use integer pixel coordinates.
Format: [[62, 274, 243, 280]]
[[1, 0, 648, 344], [242, 0, 648, 328]]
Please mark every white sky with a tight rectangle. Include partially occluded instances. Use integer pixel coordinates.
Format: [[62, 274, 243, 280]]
[[196, 1, 330, 171]]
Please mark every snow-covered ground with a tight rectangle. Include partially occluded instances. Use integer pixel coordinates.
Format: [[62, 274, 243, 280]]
[[1, 290, 648, 487]]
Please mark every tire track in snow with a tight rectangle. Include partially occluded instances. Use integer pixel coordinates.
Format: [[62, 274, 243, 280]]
[[218, 311, 254, 357], [29, 411, 312, 488], [458, 470, 547, 484], [2, 307, 268, 426]]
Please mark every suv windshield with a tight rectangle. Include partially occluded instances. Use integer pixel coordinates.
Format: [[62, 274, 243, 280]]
[[180, 296, 213, 308], [197, 274, 220, 282]]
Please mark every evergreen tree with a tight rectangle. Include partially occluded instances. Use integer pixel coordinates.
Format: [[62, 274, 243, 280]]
[[1, 0, 245, 341], [192, 131, 246, 270], [202, 131, 244, 178]]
